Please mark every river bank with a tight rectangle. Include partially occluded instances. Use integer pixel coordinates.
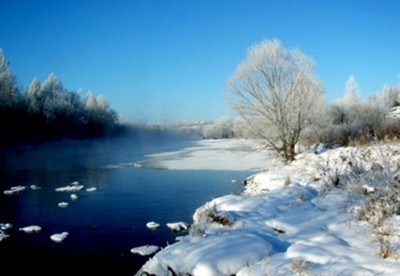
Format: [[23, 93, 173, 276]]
[[137, 139, 400, 275]]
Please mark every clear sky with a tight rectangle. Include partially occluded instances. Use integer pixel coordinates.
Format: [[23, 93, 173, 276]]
[[0, 0, 399, 123]]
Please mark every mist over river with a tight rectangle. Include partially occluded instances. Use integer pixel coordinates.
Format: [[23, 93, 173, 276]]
[[0, 133, 251, 275]]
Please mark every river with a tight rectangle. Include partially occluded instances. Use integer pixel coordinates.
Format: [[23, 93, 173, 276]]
[[0, 133, 251, 275]]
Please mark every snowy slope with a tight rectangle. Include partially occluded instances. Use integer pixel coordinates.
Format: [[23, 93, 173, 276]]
[[137, 139, 400, 275]]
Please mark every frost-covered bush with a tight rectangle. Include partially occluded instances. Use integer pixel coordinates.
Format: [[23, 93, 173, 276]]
[[189, 202, 235, 236], [319, 143, 400, 258], [199, 116, 252, 139], [201, 116, 234, 139], [383, 84, 400, 108], [300, 76, 395, 147]]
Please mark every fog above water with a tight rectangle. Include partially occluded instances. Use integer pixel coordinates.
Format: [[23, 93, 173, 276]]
[[0, 131, 250, 275]]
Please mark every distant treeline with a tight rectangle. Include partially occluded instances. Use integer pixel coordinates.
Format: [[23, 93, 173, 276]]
[[175, 78, 400, 147], [0, 49, 125, 147]]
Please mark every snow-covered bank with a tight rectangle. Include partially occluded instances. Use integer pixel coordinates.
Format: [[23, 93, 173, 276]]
[[137, 139, 400, 275], [140, 139, 276, 171]]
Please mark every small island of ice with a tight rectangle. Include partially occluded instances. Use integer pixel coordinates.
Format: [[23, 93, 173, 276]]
[[146, 221, 160, 230], [3, 185, 26, 195], [130, 245, 160, 256], [19, 225, 42, 233], [50, 232, 69, 243], [166, 222, 189, 233], [58, 202, 69, 208], [55, 185, 84, 192]]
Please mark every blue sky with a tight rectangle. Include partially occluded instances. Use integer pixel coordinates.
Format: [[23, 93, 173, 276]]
[[0, 0, 399, 123]]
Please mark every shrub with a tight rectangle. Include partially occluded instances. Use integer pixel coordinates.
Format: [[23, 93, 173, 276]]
[[319, 143, 400, 258]]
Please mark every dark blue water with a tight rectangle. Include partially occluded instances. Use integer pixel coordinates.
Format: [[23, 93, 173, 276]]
[[0, 134, 250, 275]]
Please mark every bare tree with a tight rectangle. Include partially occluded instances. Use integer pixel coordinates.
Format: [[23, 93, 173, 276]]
[[227, 39, 324, 161]]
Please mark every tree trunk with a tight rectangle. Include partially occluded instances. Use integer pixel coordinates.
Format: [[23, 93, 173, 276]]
[[280, 143, 295, 162]]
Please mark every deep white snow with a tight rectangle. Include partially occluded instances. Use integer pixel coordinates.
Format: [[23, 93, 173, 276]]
[[137, 139, 400, 275]]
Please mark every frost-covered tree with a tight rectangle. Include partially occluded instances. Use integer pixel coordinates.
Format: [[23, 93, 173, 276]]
[[96, 95, 110, 110], [344, 75, 362, 105], [40, 73, 66, 123], [84, 91, 118, 136], [227, 39, 324, 161], [331, 75, 364, 124], [26, 77, 42, 113], [0, 48, 25, 145], [201, 117, 234, 139], [383, 84, 400, 108], [332, 76, 386, 129], [0, 50, 124, 145], [0, 48, 21, 109], [84, 90, 97, 109]]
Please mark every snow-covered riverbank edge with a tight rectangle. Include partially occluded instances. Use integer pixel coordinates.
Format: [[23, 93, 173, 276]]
[[137, 139, 400, 275], [139, 139, 276, 171]]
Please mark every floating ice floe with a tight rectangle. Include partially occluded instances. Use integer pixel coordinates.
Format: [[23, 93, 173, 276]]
[[104, 162, 143, 169], [55, 185, 84, 192], [3, 185, 26, 195], [58, 202, 69, 208], [19, 225, 42, 233], [0, 223, 13, 230], [71, 181, 80, 185], [70, 194, 78, 200], [166, 222, 189, 233], [130, 245, 160, 256], [30, 185, 41, 190], [0, 223, 12, 241], [86, 187, 97, 192], [146, 221, 161, 229], [50, 232, 69, 243], [0, 229, 10, 241]]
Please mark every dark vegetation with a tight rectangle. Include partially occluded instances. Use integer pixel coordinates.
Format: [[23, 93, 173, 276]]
[[0, 49, 127, 147]]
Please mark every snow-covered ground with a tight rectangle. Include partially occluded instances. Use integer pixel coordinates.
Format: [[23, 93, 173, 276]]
[[141, 139, 276, 171], [137, 139, 400, 275]]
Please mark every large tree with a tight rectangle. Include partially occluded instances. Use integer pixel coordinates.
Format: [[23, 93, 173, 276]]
[[227, 39, 324, 161]]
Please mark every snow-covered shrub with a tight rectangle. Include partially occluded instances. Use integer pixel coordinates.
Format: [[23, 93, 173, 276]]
[[375, 118, 400, 141], [383, 84, 400, 108], [189, 203, 235, 236], [300, 77, 400, 147], [291, 258, 313, 275], [319, 143, 400, 258], [303, 99, 387, 146], [201, 116, 234, 139]]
